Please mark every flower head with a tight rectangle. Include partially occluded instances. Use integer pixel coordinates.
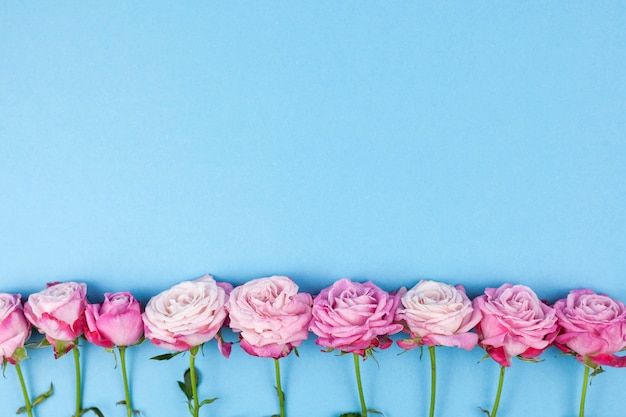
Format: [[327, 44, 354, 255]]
[[310, 278, 402, 356], [473, 284, 558, 367], [227, 276, 312, 359]]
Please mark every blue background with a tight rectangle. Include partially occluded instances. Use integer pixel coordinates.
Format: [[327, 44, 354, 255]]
[[1, 2, 625, 417]]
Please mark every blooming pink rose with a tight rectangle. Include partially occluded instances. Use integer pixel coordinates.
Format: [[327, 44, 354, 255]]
[[473, 284, 559, 367], [143, 275, 232, 352], [309, 278, 403, 356], [84, 292, 144, 348], [396, 280, 481, 350], [227, 276, 313, 359], [554, 289, 626, 368], [24, 282, 87, 357], [0, 293, 31, 364]]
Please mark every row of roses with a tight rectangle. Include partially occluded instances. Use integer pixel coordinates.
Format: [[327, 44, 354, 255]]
[[2, 275, 625, 417]]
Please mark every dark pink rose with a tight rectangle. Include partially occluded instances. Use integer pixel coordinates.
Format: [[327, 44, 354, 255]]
[[473, 284, 558, 367], [0, 293, 31, 364], [227, 276, 313, 359], [554, 289, 626, 367], [396, 280, 481, 350], [309, 278, 403, 356], [143, 275, 232, 352], [24, 282, 87, 357], [85, 292, 144, 348]]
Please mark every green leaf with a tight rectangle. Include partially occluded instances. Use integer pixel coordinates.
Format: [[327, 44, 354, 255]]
[[116, 400, 126, 406], [590, 366, 605, 384], [16, 406, 26, 414], [199, 398, 217, 407], [178, 381, 192, 401], [31, 383, 54, 407], [11, 347, 28, 363], [187, 401, 195, 416], [367, 409, 384, 416], [479, 406, 492, 417], [339, 413, 362, 417], [293, 346, 299, 357], [150, 351, 182, 361], [76, 407, 105, 417]]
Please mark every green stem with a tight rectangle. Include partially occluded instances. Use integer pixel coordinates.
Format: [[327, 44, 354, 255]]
[[73, 345, 82, 417], [353, 353, 367, 417], [491, 366, 506, 417], [15, 362, 34, 417], [428, 346, 436, 417], [189, 346, 200, 417], [119, 347, 132, 417], [274, 358, 285, 417], [579, 365, 590, 417]]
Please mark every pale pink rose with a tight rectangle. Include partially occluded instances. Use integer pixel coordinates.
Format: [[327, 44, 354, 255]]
[[473, 284, 558, 367], [227, 276, 312, 359], [24, 282, 87, 357], [85, 292, 144, 348], [0, 293, 31, 364], [396, 280, 481, 350], [554, 289, 626, 367], [309, 278, 403, 356], [143, 275, 232, 352]]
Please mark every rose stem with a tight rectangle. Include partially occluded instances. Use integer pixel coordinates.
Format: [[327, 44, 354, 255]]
[[490, 365, 506, 417], [119, 347, 133, 417], [73, 345, 82, 417], [189, 345, 200, 417], [428, 346, 437, 417], [579, 365, 590, 417], [15, 362, 34, 417], [274, 358, 285, 417], [353, 353, 368, 417]]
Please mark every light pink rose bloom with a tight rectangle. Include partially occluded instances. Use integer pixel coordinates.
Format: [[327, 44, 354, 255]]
[[396, 280, 481, 350], [0, 293, 31, 364], [24, 282, 87, 357], [310, 278, 403, 356], [143, 275, 232, 353], [84, 292, 144, 348], [554, 289, 626, 368], [227, 276, 313, 359], [473, 284, 559, 367]]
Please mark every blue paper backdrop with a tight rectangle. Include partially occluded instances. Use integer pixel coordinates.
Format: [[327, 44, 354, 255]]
[[1, 2, 625, 417]]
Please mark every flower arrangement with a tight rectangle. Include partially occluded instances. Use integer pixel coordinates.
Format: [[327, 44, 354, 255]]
[[2, 276, 624, 417]]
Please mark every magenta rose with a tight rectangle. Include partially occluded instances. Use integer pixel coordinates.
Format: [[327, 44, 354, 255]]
[[0, 293, 32, 364], [143, 275, 232, 352], [396, 280, 481, 350], [24, 281, 87, 357], [310, 278, 403, 356], [554, 289, 626, 368], [473, 284, 559, 367], [227, 276, 313, 359], [85, 292, 144, 348]]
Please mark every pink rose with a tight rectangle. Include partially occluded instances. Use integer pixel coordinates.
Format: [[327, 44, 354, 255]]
[[309, 278, 403, 356], [473, 284, 559, 367], [24, 282, 87, 357], [85, 292, 144, 348], [143, 275, 232, 352], [0, 293, 31, 364], [554, 289, 626, 368], [396, 280, 481, 350], [227, 276, 313, 359]]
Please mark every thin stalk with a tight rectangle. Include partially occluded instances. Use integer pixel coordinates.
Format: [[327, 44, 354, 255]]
[[428, 346, 437, 417], [15, 362, 34, 417], [353, 353, 367, 417], [73, 346, 82, 417], [274, 358, 285, 417], [579, 366, 590, 417], [119, 347, 132, 417], [189, 346, 200, 417], [490, 365, 506, 417]]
